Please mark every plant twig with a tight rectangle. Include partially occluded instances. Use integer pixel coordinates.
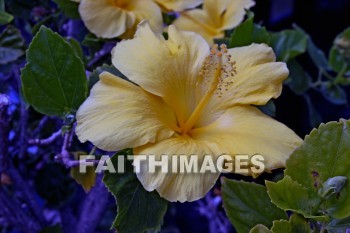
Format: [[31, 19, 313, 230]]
[[28, 129, 62, 145]]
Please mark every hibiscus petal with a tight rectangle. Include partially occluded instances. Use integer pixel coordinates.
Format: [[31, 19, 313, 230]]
[[221, 0, 255, 30], [112, 22, 210, 126], [79, 0, 136, 38], [173, 9, 223, 44], [76, 72, 176, 151], [191, 106, 303, 175], [197, 43, 288, 126], [134, 136, 221, 202], [120, 0, 163, 38], [154, 0, 203, 12]]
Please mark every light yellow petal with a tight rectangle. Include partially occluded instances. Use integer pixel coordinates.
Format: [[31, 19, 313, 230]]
[[112, 22, 210, 126], [196, 43, 288, 126], [203, 0, 255, 30], [221, 0, 255, 30], [154, 0, 203, 12], [120, 0, 163, 39], [79, 0, 136, 38], [173, 10, 223, 44], [191, 106, 303, 175], [76, 72, 176, 151], [134, 136, 220, 202]]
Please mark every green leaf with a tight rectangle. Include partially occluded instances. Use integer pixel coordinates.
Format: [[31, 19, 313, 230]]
[[319, 82, 347, 105], [286, 60, 312, 95], [229, 11, 270, 48], [304, 95, 322, 128], [251, 215, 311, 233], [21, 26, 87, 118], [0, 0, 13, 25], [222, 178, 287, 233], [271, 214, 311, 233], [0, 11, 13, 25], [327, 216, 350, 233], [285, 120, 350, 219], [103, 151, 168, 233], [329, 27, 350, 73], [0, 25, 25, 64], [294, 26, 330, 70], [329, 46, 348, 73], [53, 0, 80, 19], [68, 37, 83, 61], [249, 224, 272, 233], [257, 100, 276, 117], [270, 30, 308, 62], [88, 64, 127, 90], [266, 176, 324, 220]]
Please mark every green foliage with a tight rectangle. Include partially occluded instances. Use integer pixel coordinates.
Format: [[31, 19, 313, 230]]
[[270, 29, 308, 62], [284, 120, 350, 219], [88, 64, 127, 90], [229, 11, 270, 48], [0, 25, 25, 64], [53, 0, 80, 19], [319, 82, 348, 105], [329, 27, 350, 73], [21, 26, 87, 118], [286, 60, 312, 95], [0, 0, 13, 25], [266, 176, 324, 220], [250, 215, 311, 233], [103, 150, 168, 233], [249, 224, 272, 233], [221, 179, 287, 233]]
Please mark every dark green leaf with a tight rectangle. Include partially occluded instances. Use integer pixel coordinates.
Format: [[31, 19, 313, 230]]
[[285, 120, 350, 219], [53, 0, 80, 19], [0, 25, 25, 64], [21, 26, 87, 118], [68, 37, 83, 60], [329, 27, 350, 72], [294, 26, 330, 70], [249, 224, 272, 233], [270, 30, 308, 62], [319, 82, 347, 105], [229, 11, 270, 48], [271, 214, 310, 233], [0, 11, 13, 25], [88, 64, 127, 90], [257, 100, 276, 117], [329, 46, 348, 73], [286, 60, 312, 95], [266, 176, 324, 220], [222, 178, 287, 233], [103, 151, 168, 233], [304, 95, 322, 128]]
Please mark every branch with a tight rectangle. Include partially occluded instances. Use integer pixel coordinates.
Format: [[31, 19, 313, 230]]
[[75, 175, 110, 233], [28, 129, 62, 146]]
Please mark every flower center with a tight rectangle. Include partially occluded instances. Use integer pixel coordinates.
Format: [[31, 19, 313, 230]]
[[180, 44, 237, 135], [108, 0, 129, 8]]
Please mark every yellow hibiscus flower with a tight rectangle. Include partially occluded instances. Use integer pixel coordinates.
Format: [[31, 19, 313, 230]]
[[153, 0, 203, 12], [173, 0, 255, 43], [76, 22, 302, 202], [78, 0, 163, 39]]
